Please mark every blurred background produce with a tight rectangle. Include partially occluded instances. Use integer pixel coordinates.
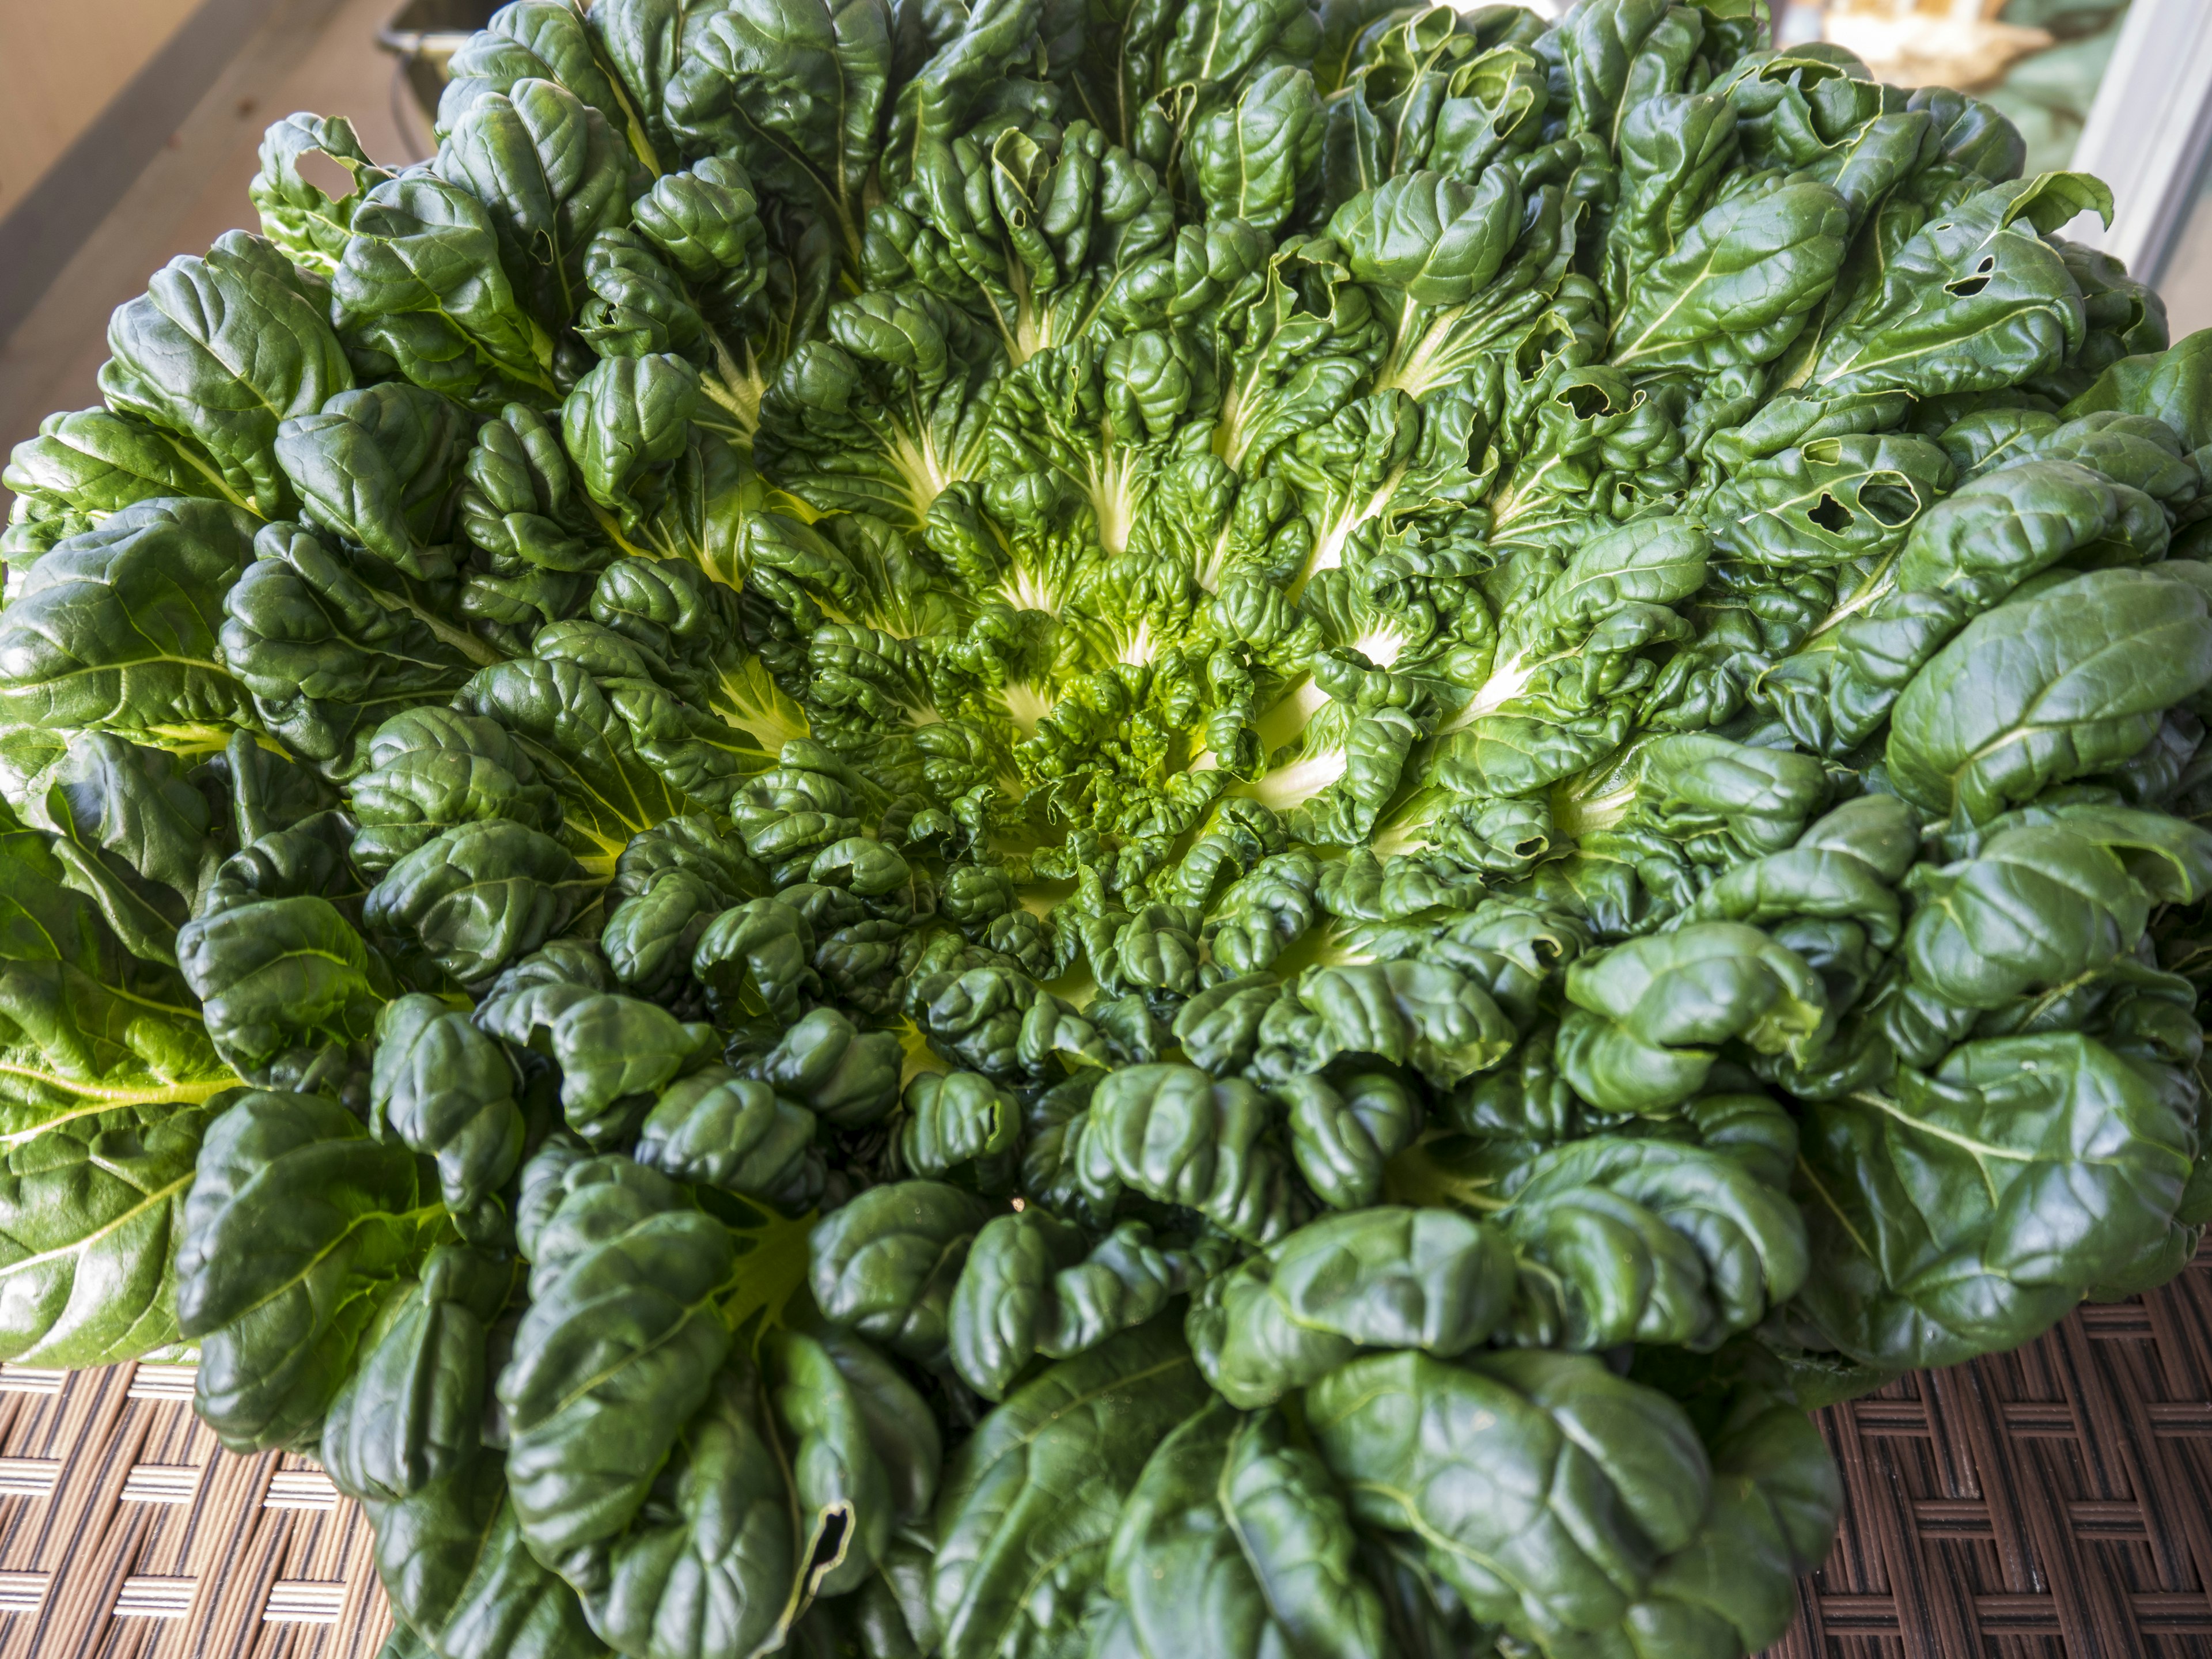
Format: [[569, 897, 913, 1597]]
[[1780, 1, 2129, 177]]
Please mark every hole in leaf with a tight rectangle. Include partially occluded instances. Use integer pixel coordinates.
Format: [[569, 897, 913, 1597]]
[[1561, 384, 1614, 420], [1806, 494, 1854, 533], [294, 148, 355, 199], [1860, 479, 1920, 526], [802, 1505, 855, 1598], [1946, 255, 1998, 298]]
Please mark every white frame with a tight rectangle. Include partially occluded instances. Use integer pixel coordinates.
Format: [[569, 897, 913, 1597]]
[[2060, 0, 2212, 283]]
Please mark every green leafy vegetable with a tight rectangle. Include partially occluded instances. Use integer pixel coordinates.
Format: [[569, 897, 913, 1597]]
[[17, 1, 2212, 1641]]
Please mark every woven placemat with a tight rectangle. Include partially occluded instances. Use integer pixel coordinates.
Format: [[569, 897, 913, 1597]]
[[0, 1362, 387, 1658], [6, 1250, 2212, 1658], [1779, 1243, 2212, 1657]]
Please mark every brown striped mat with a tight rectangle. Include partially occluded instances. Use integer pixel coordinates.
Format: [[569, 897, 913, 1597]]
[[0, 1362, 386, 1658], [7, 1247, 2212, 1658], [1779, 1241, 2212, 1658]]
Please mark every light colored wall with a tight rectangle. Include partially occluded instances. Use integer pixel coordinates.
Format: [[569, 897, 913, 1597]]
[[2155, 158, 2212, 342], [0, 0, 207, 221]]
